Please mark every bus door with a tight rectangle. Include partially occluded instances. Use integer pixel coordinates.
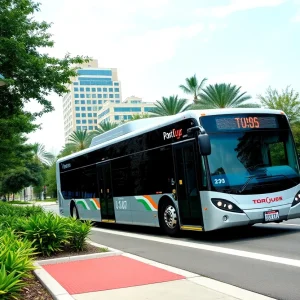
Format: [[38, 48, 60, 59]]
[[97, 161, 115, 222], [173, 141, 203, 228]]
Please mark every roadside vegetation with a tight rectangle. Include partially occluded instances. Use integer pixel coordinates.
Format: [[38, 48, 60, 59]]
[[0, 202, 92, 299]]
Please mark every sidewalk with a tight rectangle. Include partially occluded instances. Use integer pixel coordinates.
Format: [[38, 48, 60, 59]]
[[34, 242, 275, 300]]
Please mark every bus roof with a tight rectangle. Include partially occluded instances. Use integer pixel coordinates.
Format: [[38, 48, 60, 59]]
[[57, 108, 286, 163]]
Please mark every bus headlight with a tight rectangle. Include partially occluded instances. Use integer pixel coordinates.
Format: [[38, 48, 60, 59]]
[[291, 191, 300, 207], [211, 198, 243, 213]]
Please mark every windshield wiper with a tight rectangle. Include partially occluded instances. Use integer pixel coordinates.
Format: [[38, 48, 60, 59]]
[[238, 174, 268, 194]]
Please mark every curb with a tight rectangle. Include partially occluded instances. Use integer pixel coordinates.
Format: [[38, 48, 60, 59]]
[[34, 241, 276, 300]]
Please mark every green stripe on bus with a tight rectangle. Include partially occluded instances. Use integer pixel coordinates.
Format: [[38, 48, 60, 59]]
[[137, 199, 152, 211], [76, 200, 89, 210], [90, 201, 98, 210]]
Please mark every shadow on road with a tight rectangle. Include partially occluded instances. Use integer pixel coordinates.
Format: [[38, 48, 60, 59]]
[[93, 221, 300, 244]]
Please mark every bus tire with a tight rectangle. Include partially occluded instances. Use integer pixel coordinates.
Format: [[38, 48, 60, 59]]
[[159, 200, 179, 236], [70, 202, 79, 220]]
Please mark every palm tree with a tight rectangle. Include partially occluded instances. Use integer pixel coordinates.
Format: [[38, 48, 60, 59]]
[[179, 74, 207, 103], [130, 113, 150, 121], [93, 120, 119, 135], [149, 95, 191, 117], [67, 130, 93, 151], [32, 143, 55, 166], [192, 83, 260, 109]]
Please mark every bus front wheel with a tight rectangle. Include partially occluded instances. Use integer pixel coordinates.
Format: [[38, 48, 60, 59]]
[[159, 201, 179, 236]]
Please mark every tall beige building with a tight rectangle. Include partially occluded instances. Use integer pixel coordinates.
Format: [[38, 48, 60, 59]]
[[97, 96, 156, 124], [62, 59, 122, 143]]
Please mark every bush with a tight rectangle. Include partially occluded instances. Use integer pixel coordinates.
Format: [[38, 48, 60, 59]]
[[20, 212, 70, 257], [0, 202, 44, 218], [0, 229, 36, 299], [66, 219, 92, 252]]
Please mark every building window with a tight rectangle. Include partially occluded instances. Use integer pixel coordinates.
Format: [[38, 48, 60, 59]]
[[86, 88, 90, 92], [88, 119, 93, 124], [76, 120, 81, 124], [88, 113, 92, 117], [97, 94, 102, 98], [80, 94, 85, 98], [75, 107, 80, 111], [82, 120, 87, 124], [103, 94, 108, 98], [92, 88, 96, 92], [144, 107, 154, 112], [74, 87, 79, 92], [76, 126, 81, 130], [76, 113, 80, 117], [115, 115, 120, 120], [75, 100, 79, 104], [116, 100, 120, 103], [80, 100, 85, 104], [97, 88, 101, 92], [80, 88, 84, 92], [87, 100, 91, 104], [81, 107, 86, 111], [81, 113, 86, 117], [114, 107, 141, 112], [114, 82, 119, 86], [115, 94, 120, 98], [74, 82, 79, 85], [74, 94, 79, 98], [86, 94, 91, 98], [82, 126, 87, 130], [87, 107, 92, 111], [103, 88, 107, 92], [89, 126, 93, 130], [98, 100, 102, 104], [114, 88, 119, 92], [93, 113, 97, 117], [94, 126, 98, 129], [94, 120, 97, 124], [77, 70, 112, 76], [92, 94, 96, 98], [92, 100, 97, 104], [109, 88, 113, 92], [93, 106, 97, 111], [109, 94, 114, 98]]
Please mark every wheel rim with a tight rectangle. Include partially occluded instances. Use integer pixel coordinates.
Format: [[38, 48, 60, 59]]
[[72, 206, 77, 219], [163, 205, 177, 229]]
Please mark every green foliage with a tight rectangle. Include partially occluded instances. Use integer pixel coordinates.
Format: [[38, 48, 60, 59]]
[[0, 229, 37, 299], [149, 95, 191, 116], [192, 83, 259, 109], [257, 86, 300, 123], [179, 74, 207, 103], [291, 123, 300, 153], [32, 143, 55, 166], [65, 129, 94, 153], [20, 213, 70, 256], [45, 163, 57, 198], [0, 201, 44, 218], [95, 120, 119, 134], [66, 219, 92, 252]]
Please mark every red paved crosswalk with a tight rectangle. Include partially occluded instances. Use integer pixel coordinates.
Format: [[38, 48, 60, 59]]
[[42, 255, 185, 295]]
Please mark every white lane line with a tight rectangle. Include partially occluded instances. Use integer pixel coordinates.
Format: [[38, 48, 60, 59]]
[[91, 227, 300, 268]]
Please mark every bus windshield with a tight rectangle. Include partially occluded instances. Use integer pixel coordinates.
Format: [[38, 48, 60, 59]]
[[206, 130, 300, 194]]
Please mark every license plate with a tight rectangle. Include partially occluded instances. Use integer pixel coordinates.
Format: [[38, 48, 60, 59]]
[[264, 210, 280, 222]]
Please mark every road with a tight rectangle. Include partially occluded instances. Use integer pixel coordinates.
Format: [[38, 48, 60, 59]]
[[47, 205, 300, 300]]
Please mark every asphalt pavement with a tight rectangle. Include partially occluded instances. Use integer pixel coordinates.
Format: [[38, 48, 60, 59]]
[[47, 205, 300, 300]]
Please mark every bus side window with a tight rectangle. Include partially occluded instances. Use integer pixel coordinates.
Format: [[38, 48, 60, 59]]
[[201, 157, 207, 188]]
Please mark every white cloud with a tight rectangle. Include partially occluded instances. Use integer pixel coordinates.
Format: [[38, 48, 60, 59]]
[[291, 13, 300, 22], [196, 0, 286, 18]]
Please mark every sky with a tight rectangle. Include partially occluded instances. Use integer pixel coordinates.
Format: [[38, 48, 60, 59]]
[[26, 0, 300, 155]]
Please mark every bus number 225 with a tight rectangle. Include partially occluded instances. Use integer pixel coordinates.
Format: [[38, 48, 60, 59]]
[[116, 200, 127, 210]]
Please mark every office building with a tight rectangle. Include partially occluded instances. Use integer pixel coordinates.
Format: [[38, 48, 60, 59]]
[[97, 96, 156, 124], [62, 59, 122, 143]]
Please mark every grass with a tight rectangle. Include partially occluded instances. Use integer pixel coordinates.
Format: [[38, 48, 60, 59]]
[[5, 201, 32, 205], [33, 198, 57, 202], [98, 247, 109, 252]]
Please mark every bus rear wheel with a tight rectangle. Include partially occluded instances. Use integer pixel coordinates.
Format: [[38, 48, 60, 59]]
[[71, 203, 79, 220], [159, 201, 179, 236]]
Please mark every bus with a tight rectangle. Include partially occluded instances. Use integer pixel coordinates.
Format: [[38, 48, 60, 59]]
[[56, 108, 300, 236]]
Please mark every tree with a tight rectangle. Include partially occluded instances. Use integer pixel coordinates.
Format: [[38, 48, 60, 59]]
[[257, 86, 300, 123], [129, 113, 150, 121], [149, 95, 191, 117], [93, 120, 119, 135], [193, 83, 259, 109], [179, 74, 207, 103], [0, 0, 90, 178], [32, 143, 55, 166], [67, 130, 93, 152]]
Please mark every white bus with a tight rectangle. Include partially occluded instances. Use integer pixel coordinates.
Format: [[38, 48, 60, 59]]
[[56, 108, 300, 236]]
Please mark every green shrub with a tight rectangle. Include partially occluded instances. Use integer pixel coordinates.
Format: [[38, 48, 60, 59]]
[[0, 265, 25, 300], [20, 212, 70, 256], [66, 219, 92, 252], [0, 202, 44, 218]]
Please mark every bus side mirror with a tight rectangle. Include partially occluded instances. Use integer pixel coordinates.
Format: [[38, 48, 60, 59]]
[[198, 134, 211, 156]]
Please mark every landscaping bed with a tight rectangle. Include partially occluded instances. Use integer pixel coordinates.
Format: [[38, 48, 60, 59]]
[[0, 202, 97, 299]]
